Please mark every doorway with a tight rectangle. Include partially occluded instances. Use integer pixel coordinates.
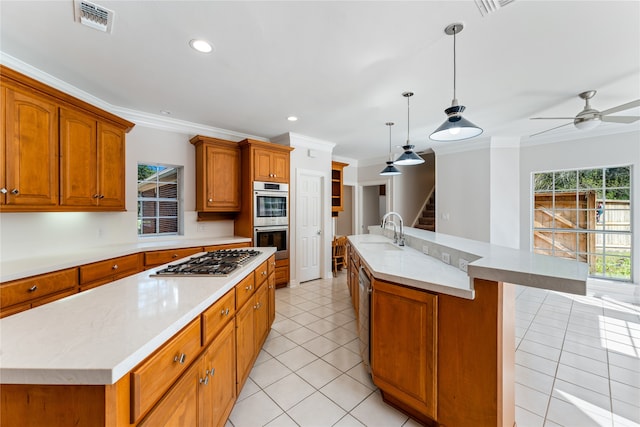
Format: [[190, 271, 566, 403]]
[[360, 182, 388, 234]]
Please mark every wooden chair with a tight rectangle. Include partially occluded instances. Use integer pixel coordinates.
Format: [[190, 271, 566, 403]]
[[332, 236, 347, 277]]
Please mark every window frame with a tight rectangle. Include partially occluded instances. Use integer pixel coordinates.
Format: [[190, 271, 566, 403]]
[[137, 162, 183, 237], [530, 165, 633, 282]]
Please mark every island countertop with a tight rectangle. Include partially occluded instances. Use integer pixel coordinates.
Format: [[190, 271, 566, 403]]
[[0, 247, 276, 386], [350, 227, 588, 298]]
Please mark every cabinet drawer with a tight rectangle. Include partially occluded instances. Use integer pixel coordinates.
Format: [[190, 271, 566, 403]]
[[275, 266, 288, 285], [267, 255, 276, 276], [201, 288, 235, 346], [144, 247, 203, 268], [0, 268, 77, 308], [130, 318, 201, 423], [80, 253, 141, 285], [254, 260, 269, 286], [235, 274, 255, 309]]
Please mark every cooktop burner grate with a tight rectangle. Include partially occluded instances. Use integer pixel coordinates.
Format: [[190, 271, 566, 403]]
[[151, 249, 261, 277]]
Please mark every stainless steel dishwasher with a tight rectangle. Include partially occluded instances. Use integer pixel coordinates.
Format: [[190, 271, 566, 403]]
[[358, 266, 372, 373]]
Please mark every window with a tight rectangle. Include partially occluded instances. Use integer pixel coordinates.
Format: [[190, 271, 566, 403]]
[[137, 163, 182, 236], [532, 166, 632, 282]]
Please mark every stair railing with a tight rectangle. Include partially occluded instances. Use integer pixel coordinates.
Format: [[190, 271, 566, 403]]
[[411, 185, 436, 228]]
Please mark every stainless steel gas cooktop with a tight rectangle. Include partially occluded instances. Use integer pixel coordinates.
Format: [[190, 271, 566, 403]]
[[151, 249, 261, 277]]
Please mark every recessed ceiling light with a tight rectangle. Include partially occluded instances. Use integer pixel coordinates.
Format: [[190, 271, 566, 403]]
[[189, 39, 213, 53], [287, 116, 298, 122]]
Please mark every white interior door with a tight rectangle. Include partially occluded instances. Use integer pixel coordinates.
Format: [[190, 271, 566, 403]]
[[298, 173, 322, 282]]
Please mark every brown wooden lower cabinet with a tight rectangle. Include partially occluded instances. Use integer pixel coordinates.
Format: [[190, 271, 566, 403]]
[[371, 279, 437, 423], [367, 275, 515, 427], [0, 257, 274, 427]]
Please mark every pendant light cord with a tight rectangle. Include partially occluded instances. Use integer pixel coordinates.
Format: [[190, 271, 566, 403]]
[[453, 24, 457, 101], [406, 95, 410, 144]]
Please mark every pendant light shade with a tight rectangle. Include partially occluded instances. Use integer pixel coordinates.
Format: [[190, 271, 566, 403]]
[[380, 122, 401, 176], [430, 23, 483, 142], [395, 92, 424, 166]]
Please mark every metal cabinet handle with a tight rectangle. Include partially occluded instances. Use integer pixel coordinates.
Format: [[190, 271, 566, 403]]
[[245, 285, 252, 291], [209, 367, 215, 376], [199, 375, 209, 385], [1, 188, 7, 194], [28, 285, 38, 292], [262, 271, 267, 276], [208, 198, 213, 202], [174, 353, 186, 364], [99, 195, 105, 199], [93, 194, 100, 198], [11, 189, 19, 195], [112, 264, 119, 270], [172, 254, 179, 258], [220, 308, 230, 316], [254, 302, 261, 310]]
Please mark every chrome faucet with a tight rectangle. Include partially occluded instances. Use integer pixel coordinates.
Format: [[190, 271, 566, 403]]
[[381, 211, 405, 246]]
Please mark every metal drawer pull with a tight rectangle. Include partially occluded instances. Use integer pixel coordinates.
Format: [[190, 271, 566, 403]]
[[209, 368, 215, 376], [0, 188, 7, 194], [28, 285, 38, 292], [245, 285, 252, 291], [174, 353, 186, 364], [172, 254, 178, 258], [93, 194, 100, 198], [112, 264, 119, 270], [199, 375, 209, 385], [99, 195, 104, 199], [11, 189, 19, 195], [220, 308, 230, 316], [262, 271, 267, 276]]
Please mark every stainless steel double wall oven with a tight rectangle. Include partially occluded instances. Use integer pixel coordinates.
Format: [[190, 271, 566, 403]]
[[253, 181, 289, 260]]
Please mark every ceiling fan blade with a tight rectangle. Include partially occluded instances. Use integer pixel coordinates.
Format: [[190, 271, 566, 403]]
[[601, 115, 640, 124], [600, 99, 640, 116], [530, 117, 577, 120], [530, 122, 573, 137]]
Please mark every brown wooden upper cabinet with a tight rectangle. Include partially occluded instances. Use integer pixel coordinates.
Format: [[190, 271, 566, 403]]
[[241, 139, 292, 183], [60, 108, 126, 209], [1, 83, 59, 208], [0, 65, 134, 212], [331, 161, 349, 213], [190, 135, 241, 212]]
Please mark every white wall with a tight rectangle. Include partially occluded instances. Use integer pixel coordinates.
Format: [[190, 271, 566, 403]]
[[0, 125, 236, 261], [490, 139, 520, 249], [519, 130, 640, 283], [435, 144, 491, 242], [393, 153, 435, 227]]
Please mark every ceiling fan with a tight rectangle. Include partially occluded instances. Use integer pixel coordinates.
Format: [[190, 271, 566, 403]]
[[530, 90, 640, 136]]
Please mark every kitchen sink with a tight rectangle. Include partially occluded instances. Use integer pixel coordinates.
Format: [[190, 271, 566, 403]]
[[360, 241, 403, 251]]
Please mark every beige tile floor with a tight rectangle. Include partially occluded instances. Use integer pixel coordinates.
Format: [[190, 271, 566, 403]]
[[225, 272, 640, 427]]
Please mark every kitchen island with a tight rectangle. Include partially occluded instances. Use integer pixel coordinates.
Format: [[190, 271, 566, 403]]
[[349, 228, 587, 427], [0, 246, 277, 426]]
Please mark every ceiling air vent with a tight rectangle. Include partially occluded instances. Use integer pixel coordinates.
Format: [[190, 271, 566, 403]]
[[474, 0, 516, 16], [74, 0, 114, 33]]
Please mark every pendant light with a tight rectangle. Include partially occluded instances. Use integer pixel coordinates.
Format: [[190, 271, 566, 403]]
[[430, 23, 483, 141], [380, 122, 401, 176], [395, 92, 425, 165]]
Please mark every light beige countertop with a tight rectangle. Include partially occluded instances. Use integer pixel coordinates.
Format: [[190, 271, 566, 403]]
[[0, 236, 252, 282], [0, 247, 275, 385], [351, 227, 588, 298]]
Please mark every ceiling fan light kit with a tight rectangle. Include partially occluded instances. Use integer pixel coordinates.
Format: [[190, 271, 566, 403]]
[[430, 23, 483, 142], [380, 122, 402, 176], [530, 90, 640, 136], [395, 91, 425, 166]]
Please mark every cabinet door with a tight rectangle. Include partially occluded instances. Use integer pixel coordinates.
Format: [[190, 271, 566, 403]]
[[268, 273, 276, 327], [371, 279, 438, 420], [138, 360, 199, 427], [204, 143, 240, 211], [235, 300, 254, 393], [253, 282, 269, 350], [60, 108, 98, 206], [3, 85, 58, 207], [96, 122, 125, 208], [271, 151, 289, 183], [199, 320, 236, 427], [253, 149, 273, 181]]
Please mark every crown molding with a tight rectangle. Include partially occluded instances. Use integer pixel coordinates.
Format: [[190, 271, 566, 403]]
[[274, 132, 336, 152], [0, 52, 269, 142]]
